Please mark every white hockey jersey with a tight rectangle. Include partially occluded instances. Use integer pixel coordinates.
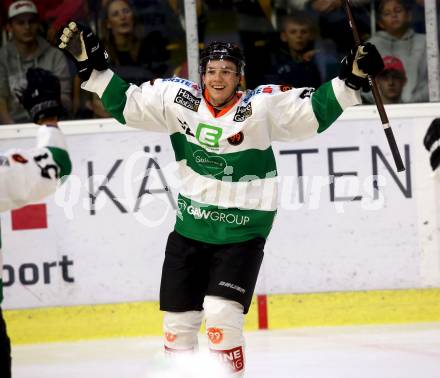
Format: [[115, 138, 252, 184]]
[[83, 70, 360, 244], [0, 125, 71, 303]]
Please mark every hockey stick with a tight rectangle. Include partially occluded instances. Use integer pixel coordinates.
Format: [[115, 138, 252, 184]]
[[344, 0, 405, 172]]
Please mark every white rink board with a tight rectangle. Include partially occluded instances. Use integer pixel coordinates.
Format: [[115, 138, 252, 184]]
[[1, 104, 439, 310]]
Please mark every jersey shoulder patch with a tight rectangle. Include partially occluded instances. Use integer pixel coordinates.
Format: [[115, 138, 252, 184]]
[[162, 77, 202, 112]]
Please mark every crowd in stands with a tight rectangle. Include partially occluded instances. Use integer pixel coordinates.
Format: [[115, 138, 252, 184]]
[[0, 0, 434, 125]]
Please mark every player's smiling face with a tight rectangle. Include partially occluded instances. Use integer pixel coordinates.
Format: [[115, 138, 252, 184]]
[[203, 60, 241, 107]]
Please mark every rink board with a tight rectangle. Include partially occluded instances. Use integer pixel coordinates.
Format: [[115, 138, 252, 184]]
[[0, 103, 439, 344], [5, 288, 440, 344]]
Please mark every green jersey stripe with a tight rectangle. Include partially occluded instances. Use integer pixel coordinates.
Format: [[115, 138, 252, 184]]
[[101, 75, 130, 125], [170, 132, 277, 181], [175, 194, 276, 244], [312, 81, 343, 133]]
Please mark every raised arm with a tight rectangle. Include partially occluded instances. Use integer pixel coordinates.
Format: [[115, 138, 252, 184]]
[[58, 22, 168, 132], [269, 42, 384, 141]]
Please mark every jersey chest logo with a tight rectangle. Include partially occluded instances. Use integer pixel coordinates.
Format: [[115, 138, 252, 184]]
[[196, 123, 223, 148]]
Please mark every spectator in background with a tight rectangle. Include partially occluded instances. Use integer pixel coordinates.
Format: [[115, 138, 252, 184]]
[[264, 12, 338, 88], [79, 0, 170, 118], [233, 0, 278, 89], [100, 0, 170, 84], [120, 0, 189, 72], [0, 0, 72, 125], [265, 13, 321, 88], [364, 55, 407, 104], [1, 0, 89, 44], [273, 0, 371, 55], [367, 0, 428, 103]]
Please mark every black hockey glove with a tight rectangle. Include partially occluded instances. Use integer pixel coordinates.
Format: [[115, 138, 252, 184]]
[[339, 42, 384, 91], [17, 68, 63, 124], [58, 21, 109, 81], [423, 118, 440, 171]]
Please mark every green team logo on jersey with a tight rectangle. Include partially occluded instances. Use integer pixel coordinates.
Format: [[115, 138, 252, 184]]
[[196, 123, 222, 148]]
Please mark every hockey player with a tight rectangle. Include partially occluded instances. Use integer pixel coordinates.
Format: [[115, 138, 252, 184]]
[[0, 68, 72, 378], [58, 22, 383, 376]]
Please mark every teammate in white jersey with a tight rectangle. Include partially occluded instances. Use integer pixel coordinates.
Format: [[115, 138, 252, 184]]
[[0, 68, 72, 378], [59, 22, 383, 376]]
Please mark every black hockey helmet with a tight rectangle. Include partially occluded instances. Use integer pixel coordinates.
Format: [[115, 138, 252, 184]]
[[199, 41, 245, 75]]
